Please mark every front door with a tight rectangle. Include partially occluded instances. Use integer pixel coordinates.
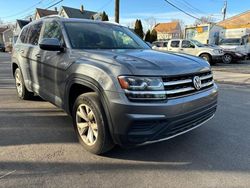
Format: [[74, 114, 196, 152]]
[[180, 40, 196, 56], [38, 20, 68, 107]]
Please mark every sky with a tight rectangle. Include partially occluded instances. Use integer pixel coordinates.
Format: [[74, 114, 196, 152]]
[[0, 0, 250, 29]]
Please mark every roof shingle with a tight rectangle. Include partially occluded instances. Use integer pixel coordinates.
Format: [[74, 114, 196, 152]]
[[154, 22, 180, 33], [61, 6, 97, 19], [36, 8, 58, 18]]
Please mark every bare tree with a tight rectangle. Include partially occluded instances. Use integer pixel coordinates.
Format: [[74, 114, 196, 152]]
[[144, 17, 157, 30], [194, 16, 216, 25]]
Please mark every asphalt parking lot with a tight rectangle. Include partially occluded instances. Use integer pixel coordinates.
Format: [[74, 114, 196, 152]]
[[0, 52, 249, 188]]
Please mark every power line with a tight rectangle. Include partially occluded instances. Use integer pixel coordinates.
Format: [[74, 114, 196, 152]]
[[97, 0, 113, 12], [46, 0, 63, 9], [0, 0, 47, 18], [163, 0, 201, 20], [181, 0, 206, 14]]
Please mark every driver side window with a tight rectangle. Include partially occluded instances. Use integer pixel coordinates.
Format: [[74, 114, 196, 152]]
[[182, 40, 194, 48], [41, 21, 64, 45]]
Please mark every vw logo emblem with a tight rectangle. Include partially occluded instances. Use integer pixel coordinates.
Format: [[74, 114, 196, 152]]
[[193, 76, 202, 90]]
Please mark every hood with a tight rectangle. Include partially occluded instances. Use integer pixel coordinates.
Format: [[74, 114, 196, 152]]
[[199, 45, 221, 51], [74, 49, 210, 76], [219, 45, 238, 50], [219, 45, 247, 53]]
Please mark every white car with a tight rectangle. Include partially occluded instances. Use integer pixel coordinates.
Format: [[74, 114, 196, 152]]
[[153, 39, 224, 64]]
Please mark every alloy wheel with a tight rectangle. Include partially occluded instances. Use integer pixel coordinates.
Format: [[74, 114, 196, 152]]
[[15, 73, 23, 96], [76, 104, 98, 146]]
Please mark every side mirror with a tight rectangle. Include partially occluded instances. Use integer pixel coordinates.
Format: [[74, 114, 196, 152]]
[[39, 38, 64, 52], [190, 44, 195, 48]]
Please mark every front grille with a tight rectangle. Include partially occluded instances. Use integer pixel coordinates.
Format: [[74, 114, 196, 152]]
[[162, 71, 214, 98]]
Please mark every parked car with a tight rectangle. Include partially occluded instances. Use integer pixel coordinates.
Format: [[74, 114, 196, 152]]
[[152, 40, 169, 51], [0, 43, 5, 52], [219, 38, 248, 64], [153, 39, 224, 64], [12, 17, 218, 154], [222, 50, 246, 64], [219, 28, 250, 58]]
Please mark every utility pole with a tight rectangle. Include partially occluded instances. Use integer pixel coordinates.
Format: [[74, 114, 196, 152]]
[[222, 0, 227, 21], [115, 0, 119, 23]]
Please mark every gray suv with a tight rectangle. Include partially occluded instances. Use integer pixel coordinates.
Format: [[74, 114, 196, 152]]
[[12, 17, 218, 154]]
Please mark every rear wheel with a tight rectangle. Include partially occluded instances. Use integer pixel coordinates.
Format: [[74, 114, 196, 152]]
[[222, 54, 233, 64], [72, 92, 114, 154], [14, 68, 33, 100]]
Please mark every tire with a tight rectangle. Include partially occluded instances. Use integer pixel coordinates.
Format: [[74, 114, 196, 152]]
[[14, 68, 33, 100], [72, 92, 114, 154], [222, 54, 233, 64], [200, 54, 212, 64]]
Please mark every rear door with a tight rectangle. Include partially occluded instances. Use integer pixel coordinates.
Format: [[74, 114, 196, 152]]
[[15, 27, 31, 88], [168, 40, 180, 53], [25, 21, 43, 93]]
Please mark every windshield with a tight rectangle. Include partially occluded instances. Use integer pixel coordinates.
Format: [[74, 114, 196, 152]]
[[64, 22, 150, 50], [220, 38, 241, 45], [190, 40, 205, 47]]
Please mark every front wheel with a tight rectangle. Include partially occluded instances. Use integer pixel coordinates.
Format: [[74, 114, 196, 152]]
[[72, 92, 114, 154], [222, 54, 233, 64], [200, 54, 212, 64]]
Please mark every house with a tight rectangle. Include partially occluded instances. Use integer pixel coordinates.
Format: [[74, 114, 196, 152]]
[[185, 23, 223, 44], [154, 22, 182, 40], [0, 28, 8, 44], [59, 5, 97, 19], [0, 27, 13, 44], [34, 8, 58, 20], [13, 19, 30, 42], [217, 10, 250, 29]]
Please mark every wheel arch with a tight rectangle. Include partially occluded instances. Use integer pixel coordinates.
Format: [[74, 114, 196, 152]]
[[64, 75, 116, 142]]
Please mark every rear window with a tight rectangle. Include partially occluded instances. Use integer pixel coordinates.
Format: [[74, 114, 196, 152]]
[[19, 27, 28, 43]]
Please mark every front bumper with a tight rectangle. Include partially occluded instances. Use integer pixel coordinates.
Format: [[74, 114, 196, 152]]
[[212, 55, 223, 61], [105, 84, 218, 146]]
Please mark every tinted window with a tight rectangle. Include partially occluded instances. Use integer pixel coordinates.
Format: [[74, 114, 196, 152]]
[[163, 42, 168, 47], [170, 41, 180, 48], [42, 21, 63, 43], [19, 27, 28, 43], [26, 22, 42, 45], [64, 22, 150, 49], [182, 40, 192, 48]]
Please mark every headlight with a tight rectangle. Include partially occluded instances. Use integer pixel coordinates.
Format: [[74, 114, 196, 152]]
[[118, 76, 166, 100], [213, 49, 220, 54]]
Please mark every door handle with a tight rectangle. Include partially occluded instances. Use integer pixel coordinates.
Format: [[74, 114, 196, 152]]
[[180, 49, 184, 51], [35, 54, 41, 58]]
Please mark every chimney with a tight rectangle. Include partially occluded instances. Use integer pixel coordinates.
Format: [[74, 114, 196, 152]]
[[80, 5, 84, 13], [54, 7, 57, 12]]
